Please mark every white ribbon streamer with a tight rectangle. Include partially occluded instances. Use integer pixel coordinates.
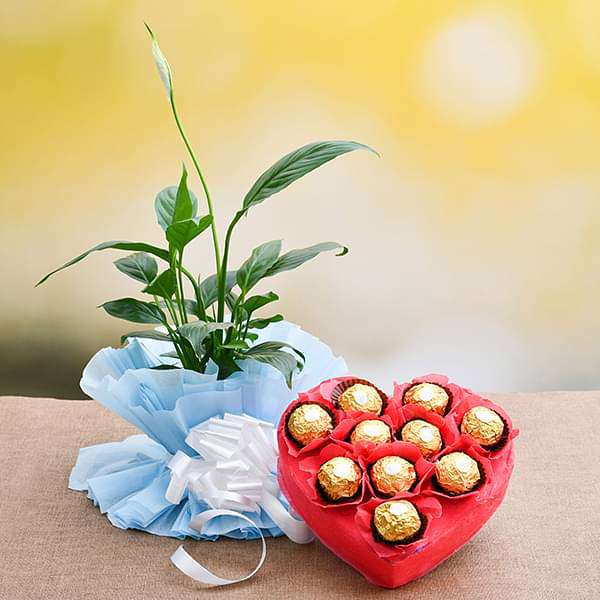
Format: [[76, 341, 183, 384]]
[[171, 510, 266, 586], [166, 413, 313, 586]]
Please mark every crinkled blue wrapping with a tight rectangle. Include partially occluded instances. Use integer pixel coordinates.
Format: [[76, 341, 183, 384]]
[[69, 321, 347, 540]]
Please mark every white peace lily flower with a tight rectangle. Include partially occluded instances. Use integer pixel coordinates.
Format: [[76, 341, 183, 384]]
[[145, 23, 172, 97]]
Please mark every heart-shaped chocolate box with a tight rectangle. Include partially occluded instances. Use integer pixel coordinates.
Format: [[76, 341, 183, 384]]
[[277, 374, 518, 588]]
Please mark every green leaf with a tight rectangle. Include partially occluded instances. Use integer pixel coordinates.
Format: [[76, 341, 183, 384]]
[[246, 332, 259, 342], [182, 299, 201, 318], [242, 141, 377, 212], [178, 336, 202, 370], [151, 364, 180, 370], [100, 298, 166, 324], [174, 166, 196, 223], [220, 341, 250, 350], [245, 340, 305, 362], [114, 252, 158, 284], [214, 353, 243, 380], [236, 240, 281, 292], [166, 215, 212, 251], [160, 351, 180, 359], [158, 298, 200, 317], [241, 341, 305, 388], [265, 242, 347, 277], [120, 329, 171, 345], [143, 269, 177, 298], [36, 241, 169, 286], [178, 321, 232, 356], [241, 292, 279, 315], [247, 314, 284, 329], [199, 271, 237, 307], [154, 170, 199, 231], [226, 291, 240, 313]]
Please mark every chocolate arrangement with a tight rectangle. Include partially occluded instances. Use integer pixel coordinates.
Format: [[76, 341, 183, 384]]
[[278, 374, 518, 588]]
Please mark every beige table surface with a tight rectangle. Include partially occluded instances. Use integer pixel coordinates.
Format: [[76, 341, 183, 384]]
[[1, 393, 599, 600]]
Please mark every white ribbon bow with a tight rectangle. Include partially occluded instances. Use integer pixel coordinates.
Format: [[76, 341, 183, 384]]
[[166, 413, 313, 586]]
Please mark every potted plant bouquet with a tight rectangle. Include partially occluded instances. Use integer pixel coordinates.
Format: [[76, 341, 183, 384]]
[[36, 25, 376, 546]]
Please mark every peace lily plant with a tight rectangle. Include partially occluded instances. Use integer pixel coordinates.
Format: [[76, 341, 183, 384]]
[[37, 25, 376, 387]]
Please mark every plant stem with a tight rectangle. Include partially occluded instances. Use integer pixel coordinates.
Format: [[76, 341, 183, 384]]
[[164, 296, 180, 328], [217, 211, 243, 323], [152, 293, 186, 365], [170, 257, 186, 324], [242, 315, 251, 340], [168, 90, 221, 278], [163, 322, 188, 366], [225, 289, 245, 344], [176, 253, 188, 323], [198, 347, 211, 372], [181, 266, 207, 320], [154, 293, 178, 326]]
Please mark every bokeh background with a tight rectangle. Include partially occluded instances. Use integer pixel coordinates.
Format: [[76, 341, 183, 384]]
[[3, 0, 600, 399]]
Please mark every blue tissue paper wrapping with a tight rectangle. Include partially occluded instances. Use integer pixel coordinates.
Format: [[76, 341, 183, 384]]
[[69, 321, 347, 540]]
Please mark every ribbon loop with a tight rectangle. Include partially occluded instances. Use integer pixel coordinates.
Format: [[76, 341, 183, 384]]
[[166, 413, 314, 586], [172, 510, 267, 586]]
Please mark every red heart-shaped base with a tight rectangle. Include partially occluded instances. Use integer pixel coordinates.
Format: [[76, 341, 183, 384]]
[[277, 375, 518, 588]]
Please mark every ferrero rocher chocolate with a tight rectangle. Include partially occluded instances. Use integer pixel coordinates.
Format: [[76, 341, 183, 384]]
[[350, 419, 392, 445], [337, 383, 383, 415], [370, 456, 416, 496], [460, 406, 505, 447], [317, 456, 362, 501], [400, 419, 442, 459], [287, 403, 333, 446], [403, 382, 449, 415], [373, 500, 422, 543], [435, 452, 481, 495]]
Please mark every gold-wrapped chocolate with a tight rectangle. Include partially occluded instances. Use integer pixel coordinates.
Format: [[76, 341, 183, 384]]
[[350, 419, 392, 445], [370, 456, 416, 496], [435, 452, 481, 495], [287, 403, 333, 446], [317, 456, 362, 501], [460, 406, 505, 447], [403, 382, 449, 415], [373, 500, 422, 543], [337, 383, 383, 415], [400, 419, 442, 459]]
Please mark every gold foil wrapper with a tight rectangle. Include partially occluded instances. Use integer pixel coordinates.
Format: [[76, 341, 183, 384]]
[[373, 500, 422, 543], [435, 452, 481, 495], [287, 403, 333, 446], [337, 383, 383, 415], [317, 456, 362, 501], [403, 382, 449, 415], [370, 456, 416, 496], [350, 419, 392, 445], [460, 406, 505, 447], [400, 419, 442, 459]]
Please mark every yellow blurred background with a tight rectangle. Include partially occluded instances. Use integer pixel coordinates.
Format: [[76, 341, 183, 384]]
[[3, 0, 600, 398]]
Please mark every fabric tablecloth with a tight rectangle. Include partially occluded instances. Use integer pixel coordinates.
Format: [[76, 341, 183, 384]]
[[0, 392, 599, 599]]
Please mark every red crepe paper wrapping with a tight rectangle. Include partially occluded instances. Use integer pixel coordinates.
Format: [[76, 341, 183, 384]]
[[277, 374, 518, 588]]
